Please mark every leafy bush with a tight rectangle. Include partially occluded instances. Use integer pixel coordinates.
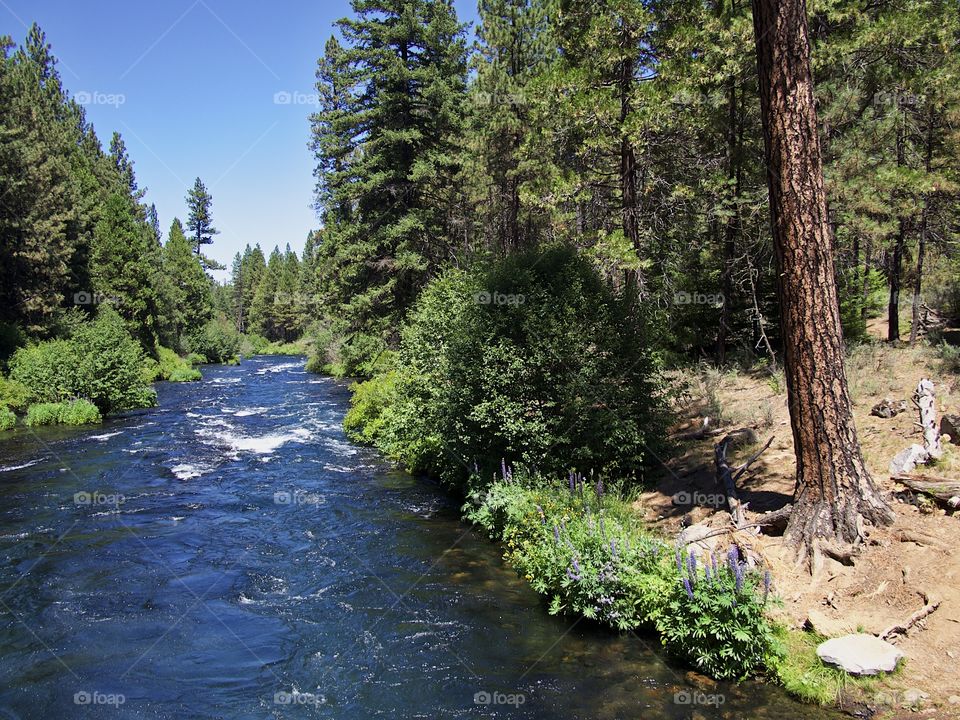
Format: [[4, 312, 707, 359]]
[[9, 340, 78, 403], [10, 309, 156, 413], [938, 342, 960, 374], [0, 376, 30, 412], [344, 371, 398, 445], [143, 346, 202, 383], [0, 405, 15, 431], [185, 352, 207, 365], [25, 399, 101, 426], [657, 545, 780, 680], [189, 318, 241, 364], [71, 310, 157, 412], [239, 333, 270, 357], [355, 247, 666, 487]]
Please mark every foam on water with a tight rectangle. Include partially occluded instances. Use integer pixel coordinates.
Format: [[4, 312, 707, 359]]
[[89, 431, 123, 441], [0, 458, 43, 472]]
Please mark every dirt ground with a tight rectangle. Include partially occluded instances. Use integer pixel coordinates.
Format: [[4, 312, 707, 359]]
[[637, 336, 960, 718]]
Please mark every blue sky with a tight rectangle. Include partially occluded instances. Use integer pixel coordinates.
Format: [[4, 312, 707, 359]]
[[1, 0, 480, 280]]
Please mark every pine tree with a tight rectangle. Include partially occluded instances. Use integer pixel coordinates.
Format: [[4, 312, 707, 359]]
[[185, 177, 220, 268], [250, 247, 282, 340], [310, 0, 468, 370], [162, 217, 212, 344]]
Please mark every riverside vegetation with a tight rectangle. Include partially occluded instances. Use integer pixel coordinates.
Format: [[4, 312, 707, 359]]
[[2, 0, 959, 712]]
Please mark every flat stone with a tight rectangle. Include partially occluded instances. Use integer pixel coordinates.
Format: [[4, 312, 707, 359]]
[[872, 398, 907, 418], [816, 634, 904, 676]]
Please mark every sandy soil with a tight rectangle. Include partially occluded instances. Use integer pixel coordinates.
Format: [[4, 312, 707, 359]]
[[637, 339, 960, 717]]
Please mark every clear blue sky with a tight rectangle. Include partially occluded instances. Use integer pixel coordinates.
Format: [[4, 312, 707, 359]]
[[1, 0, 479, 281]]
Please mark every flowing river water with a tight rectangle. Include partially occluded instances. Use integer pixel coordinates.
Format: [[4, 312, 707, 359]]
[[0, 357, 842, 719]]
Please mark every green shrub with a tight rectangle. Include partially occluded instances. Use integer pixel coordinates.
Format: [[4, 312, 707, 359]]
[[71, 310, 157, 412], [189, 318, 241, 364], [9, 340, 78, 403], [657, 545, 780, 680], [939, 342, 960, 374], [358, 247, 666, 487], [0, 376, 30, 413], [142, 346, 202, 383], [185, 352, 207, 365], [344, 371, 398, 444], [0, 405, 15, 431], [239, 333, 270, 357], [25, 399, 101, 426], [9, 309, 156, 413]]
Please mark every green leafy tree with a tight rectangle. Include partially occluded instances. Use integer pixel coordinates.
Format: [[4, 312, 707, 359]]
[[162, 217, 213, 345]]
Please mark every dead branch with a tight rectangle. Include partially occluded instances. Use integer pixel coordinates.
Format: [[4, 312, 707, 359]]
[[879, 591, 941, 641]]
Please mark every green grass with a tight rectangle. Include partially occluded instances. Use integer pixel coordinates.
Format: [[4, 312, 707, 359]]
[[769, 627, 883, 705], [25, 399, 102, 426]]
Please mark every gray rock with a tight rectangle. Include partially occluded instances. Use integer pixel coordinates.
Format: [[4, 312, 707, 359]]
[[816, 634, 905, 676], [900, 689, 929, 707], [941, 414, 960, 445], [889, 444, 929, 476]]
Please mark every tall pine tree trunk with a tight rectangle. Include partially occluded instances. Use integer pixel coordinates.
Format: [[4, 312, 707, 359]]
[[887, 122, 907, 342], [751, 0, 894, 567], [910, 123, 935, 345]]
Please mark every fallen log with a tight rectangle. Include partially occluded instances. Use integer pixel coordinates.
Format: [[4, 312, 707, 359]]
[[891, 474, 960, 509], [879, 591, 941, 641]]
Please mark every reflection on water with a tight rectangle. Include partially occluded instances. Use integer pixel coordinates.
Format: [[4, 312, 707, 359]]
[[0, 357, 841, 719]]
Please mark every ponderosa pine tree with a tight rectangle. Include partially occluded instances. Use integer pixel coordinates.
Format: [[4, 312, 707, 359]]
[[185, 177, 219, 269], [751, 0, 894, 567]]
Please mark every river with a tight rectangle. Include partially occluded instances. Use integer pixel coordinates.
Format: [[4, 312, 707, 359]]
[[0, 357, 841, 719]]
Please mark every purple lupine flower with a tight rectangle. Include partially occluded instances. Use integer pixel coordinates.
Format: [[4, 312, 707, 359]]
[[711, 550, 719, 577], [610, 539, 618, 558], [596, 478, 604, 499], [687, 552, 697, 584], [569, 470, 575, 492], [675, 548, 684, 575], [566, 567, 581, 582], [536, 504, 546, 524], [763, 570, 771, 602], [704, 563, 711, 583], [553, 524, 561, 543], [734, 562, 744, 593], [727, 544, 740, 574], [683, 578, 695, 600]]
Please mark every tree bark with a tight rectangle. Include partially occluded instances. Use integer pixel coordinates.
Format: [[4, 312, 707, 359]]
[[750, 0, 894, 567], [888, 121, 907, 342], [909, 122, 934, 344]]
